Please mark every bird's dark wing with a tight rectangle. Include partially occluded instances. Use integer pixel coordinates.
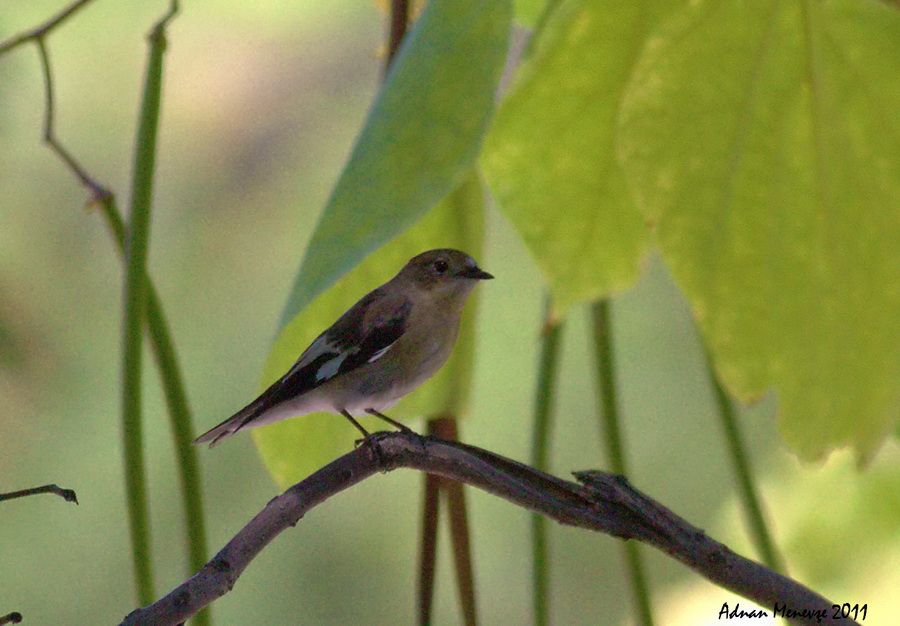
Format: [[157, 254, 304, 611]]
[[245, 289, 412, 415], [193, 289, 412, 446]]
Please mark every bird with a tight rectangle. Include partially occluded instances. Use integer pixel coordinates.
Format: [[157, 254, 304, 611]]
[[194, 249, 493, 447]]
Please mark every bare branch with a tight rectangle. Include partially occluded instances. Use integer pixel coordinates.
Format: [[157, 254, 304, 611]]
[[0, 0, 95, 54], [120, 432, 850, 626], [0, 611, 23, 625], [0, 483, 78, 504]]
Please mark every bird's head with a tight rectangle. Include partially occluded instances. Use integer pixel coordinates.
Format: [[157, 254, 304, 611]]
[[399, 248, 493, 301]]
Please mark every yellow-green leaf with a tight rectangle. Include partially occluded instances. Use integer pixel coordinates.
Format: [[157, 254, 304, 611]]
[[482, 0, 670, 314], [618, 0, 900, 461], [514, 0, 548, 27]]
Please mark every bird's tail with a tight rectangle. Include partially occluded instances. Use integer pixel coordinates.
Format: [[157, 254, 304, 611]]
[[193, 403, 260, 448]]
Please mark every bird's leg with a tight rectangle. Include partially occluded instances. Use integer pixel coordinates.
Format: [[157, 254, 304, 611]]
[[365, 409, 417, 434], [341, 410, 371, 438], [344, 409, 391, 467]]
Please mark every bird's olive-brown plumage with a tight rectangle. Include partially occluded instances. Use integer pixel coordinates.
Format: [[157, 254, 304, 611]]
[[194, 249, 492, 447]]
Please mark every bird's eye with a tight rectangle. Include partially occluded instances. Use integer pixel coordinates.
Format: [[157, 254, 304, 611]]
[[433, 259, 449, 274]]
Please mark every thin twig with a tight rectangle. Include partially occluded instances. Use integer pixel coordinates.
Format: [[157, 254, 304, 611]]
[[0, 0, 95, 54], [0, 484, 78, 504], [34, 37, 111, 201], [120, 432, 853, 626], [4, 1, 110, 201]]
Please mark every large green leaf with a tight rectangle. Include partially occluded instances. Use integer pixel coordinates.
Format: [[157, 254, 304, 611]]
[[618, 0, 900, 460], [254, 176, 485, 487], [279, 0, 511, 327], [514, 0, 548, 27], [482, 0, 670, 314]]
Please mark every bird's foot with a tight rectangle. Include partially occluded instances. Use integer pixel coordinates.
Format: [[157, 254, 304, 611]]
[[354, 431, 394, 470]]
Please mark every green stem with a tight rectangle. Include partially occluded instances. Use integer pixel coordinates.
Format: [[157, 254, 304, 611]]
[[705, 347, 784, 573], [120, 2, 179, 606], [101, 195, 211, 606], [590, 299, 654, 626], [26, 3, 207, 619], [146, 283, 211, 572], [529, 297, 562, 626]]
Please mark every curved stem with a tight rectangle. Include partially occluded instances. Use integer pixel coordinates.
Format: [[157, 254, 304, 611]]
[[100, 152, 210, 626], [590, 299, 654, 626]]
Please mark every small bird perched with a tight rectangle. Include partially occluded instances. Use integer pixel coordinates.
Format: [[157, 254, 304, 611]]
[[194, 249, 492, 447]]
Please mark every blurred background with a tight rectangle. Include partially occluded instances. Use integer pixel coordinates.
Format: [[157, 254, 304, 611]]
[[1, 2, 897, 624]]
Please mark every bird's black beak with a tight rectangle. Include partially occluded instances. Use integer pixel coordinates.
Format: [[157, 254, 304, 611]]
[[458, 266, 494, 280]]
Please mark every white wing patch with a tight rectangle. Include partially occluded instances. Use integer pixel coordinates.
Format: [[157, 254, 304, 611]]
[[281, 314, 402, 387], [367, 340, 397, 364], [286, 334, 340, 378], [315, 353, 348, 382]]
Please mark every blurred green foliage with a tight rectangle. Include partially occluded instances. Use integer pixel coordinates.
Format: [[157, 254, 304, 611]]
[[1, 1, 898, 625]]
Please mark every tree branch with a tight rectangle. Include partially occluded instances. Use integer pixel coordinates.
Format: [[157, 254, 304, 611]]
[[0, 484, 78, 504], [121, 432, 851, 626]]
